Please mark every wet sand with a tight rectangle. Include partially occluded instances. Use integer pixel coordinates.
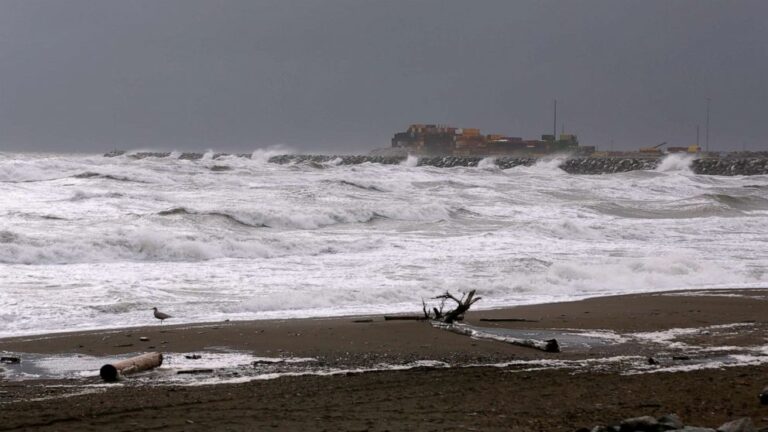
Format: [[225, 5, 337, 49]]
[[2, 289, 768, 431]]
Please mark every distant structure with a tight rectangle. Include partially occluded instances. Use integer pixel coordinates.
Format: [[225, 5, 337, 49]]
[[391, 124, 592, 156]]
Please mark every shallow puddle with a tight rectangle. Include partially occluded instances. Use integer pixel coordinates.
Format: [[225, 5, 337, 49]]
[[464, 325, 624, 349], [0, 350, 315, 382]]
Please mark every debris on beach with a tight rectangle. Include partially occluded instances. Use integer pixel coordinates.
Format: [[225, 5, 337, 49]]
[[436, 322, 561, 353], [177, 368, 214, 375], [99, 352, 163, 382], [479, 318, 539, 323], [422, 289, 482, 323], [420, 290, 561, 352], [383, 315, 426, 321]]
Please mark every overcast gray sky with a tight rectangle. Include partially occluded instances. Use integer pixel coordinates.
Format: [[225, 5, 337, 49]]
[[0, 0, 766, 153]]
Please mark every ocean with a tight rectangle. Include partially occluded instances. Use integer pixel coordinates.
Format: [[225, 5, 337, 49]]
[[1, 151, 767, 337]]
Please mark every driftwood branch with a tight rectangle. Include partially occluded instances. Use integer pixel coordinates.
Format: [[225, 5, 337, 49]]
[[432, 289, 482, 323], [419, 289, 481, 323], [384, 290, 481, 324]]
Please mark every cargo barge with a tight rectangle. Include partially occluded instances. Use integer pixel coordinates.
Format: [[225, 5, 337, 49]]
[[391, 124, 594, 156]]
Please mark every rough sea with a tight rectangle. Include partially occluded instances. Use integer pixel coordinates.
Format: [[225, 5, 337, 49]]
[[1, 151, 767, 337]]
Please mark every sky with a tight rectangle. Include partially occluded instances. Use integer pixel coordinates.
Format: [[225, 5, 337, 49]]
[[0, 0, 766, 154]]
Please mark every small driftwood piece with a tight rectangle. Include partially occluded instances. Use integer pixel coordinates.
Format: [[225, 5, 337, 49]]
[[177, 368, 214, 375], [424, 290, 482, 323], [100, 352, 163, 382], [479, 318, 539, 323], [384, 315, 425, 321]]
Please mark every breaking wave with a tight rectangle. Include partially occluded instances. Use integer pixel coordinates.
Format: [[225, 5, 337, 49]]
[[702, 193, 768, 211], [68, 190, 126, 201], [71, 172, 146, 183], [0, 227, 386, 265], [157, 207, 270, 228], [156, 203, 455, 230], [155, 206, 386, 230], [590, 202, 736, 219], [325, 179, 388, 192]]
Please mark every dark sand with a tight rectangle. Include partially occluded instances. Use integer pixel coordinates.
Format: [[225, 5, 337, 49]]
[[2, 289, 768, 431]]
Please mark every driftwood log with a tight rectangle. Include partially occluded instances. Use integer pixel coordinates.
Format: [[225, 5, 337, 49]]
[[100, 352, 163, 382], [435, 322, 560, 353]]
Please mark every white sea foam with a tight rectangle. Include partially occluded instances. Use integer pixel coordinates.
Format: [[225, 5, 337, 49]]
[[655, 153, 695, 173], [250, 145, 294, 163], [477, 157, 497, 169], [629, 323, 755, 349], [0, 152, 767, 337], [511, 155, 568, 174], [401, 154, 419, 167]]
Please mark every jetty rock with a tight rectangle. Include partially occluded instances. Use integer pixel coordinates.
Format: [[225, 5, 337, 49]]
[[103, 151, 768, 176]]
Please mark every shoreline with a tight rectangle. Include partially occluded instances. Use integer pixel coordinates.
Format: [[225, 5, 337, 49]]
[[3, 286, 766, 343], [2, 289, 768, 431], [2, 288, 767, 361]]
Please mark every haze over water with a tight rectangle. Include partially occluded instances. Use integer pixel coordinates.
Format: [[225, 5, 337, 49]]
[[1, 152, 767, 337]]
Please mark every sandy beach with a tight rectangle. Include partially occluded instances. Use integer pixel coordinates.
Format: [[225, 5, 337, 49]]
[[4, 3, 768, 431], [2, 289, 768, 431]]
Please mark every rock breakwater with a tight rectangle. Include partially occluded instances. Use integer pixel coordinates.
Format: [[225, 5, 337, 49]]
[[103, 151, 768, 176]]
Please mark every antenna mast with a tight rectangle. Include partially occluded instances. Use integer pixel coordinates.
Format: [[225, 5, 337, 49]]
[[553, 99, 557, 140]]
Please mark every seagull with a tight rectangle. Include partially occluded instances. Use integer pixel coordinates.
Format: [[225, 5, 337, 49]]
[[152, 307, 172, 324]]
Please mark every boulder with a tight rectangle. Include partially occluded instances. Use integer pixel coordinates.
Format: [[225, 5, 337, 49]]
[[717, 418, 756, 432], [657, 413, 684, 430], [620, 416, 658, 432], [591, 427, 619, 432]]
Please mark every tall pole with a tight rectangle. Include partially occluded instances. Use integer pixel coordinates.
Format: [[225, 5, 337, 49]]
[[553, 99, 557, 140], [705, 98, 710, 152], [696, 125, 700, 147]]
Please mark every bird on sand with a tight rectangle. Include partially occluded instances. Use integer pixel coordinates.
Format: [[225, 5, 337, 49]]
[[152, 307, 172, 324]]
